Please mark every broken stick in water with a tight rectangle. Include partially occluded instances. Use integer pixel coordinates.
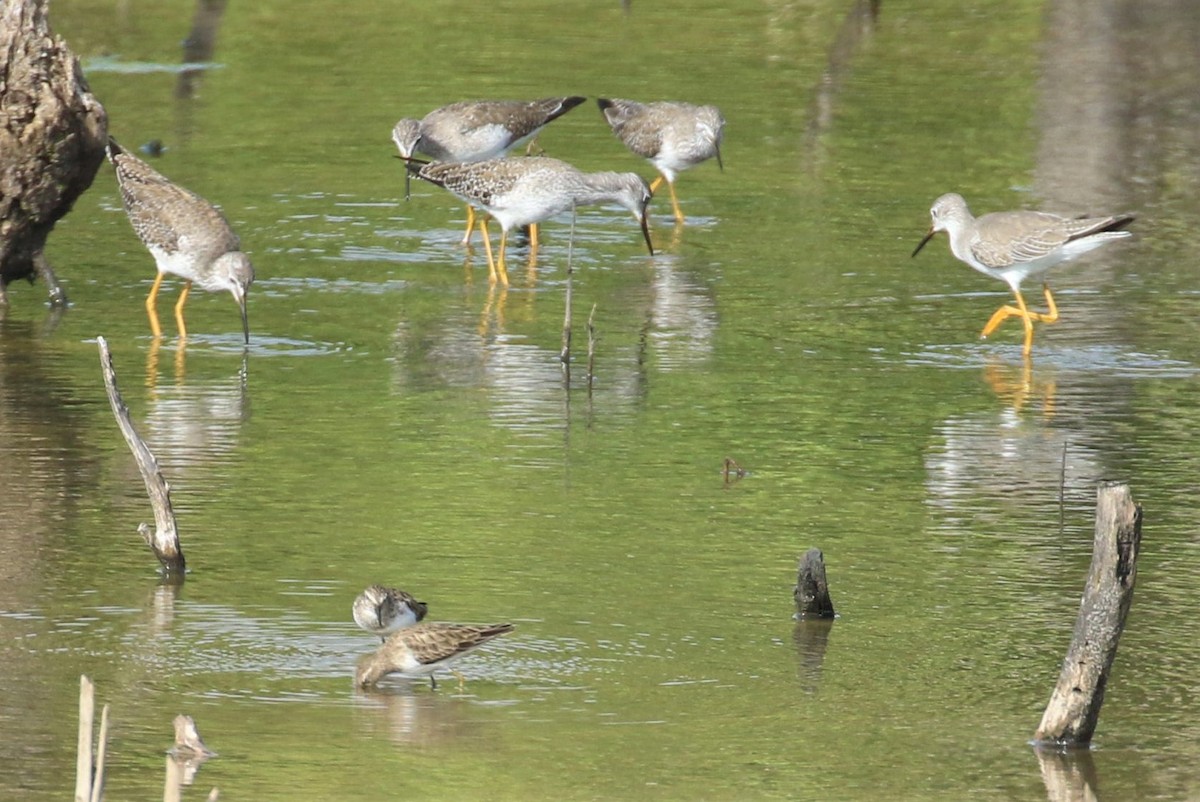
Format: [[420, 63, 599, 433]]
[[793, 548, 836, 619], [97, 336, 185, 575], [1033, 481, 1142, 746]]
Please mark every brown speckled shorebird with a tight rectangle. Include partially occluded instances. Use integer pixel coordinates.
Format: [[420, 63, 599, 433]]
[[912, 193, 1135, 355], [393, 97, 587, 245], [408, 156, 654, 285], [352, 584, 428, 642], [107, 139, 253, 343], [597, 98, 725, 224], [355, 621, 514, 690]]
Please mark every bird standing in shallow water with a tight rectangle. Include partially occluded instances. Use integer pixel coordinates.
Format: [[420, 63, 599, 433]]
[[107, 139, 253, 343], [355, 621, 515, 690], [597, 98, 725, 225], [392, 97, 586, 245], [408, 156, 653, 285], [352, 585, 428, 641], [912, 193, 1134, 356]]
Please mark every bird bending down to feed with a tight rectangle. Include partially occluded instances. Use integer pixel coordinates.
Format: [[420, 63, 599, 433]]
[[392, 96, 587, 244], [107, 139, 254, 343], [407, 156, 654, 286], [355, 621, 515, 690], [912, 193, 1134, 356], [597, 98, 724, 224], [352, 584, 429, 641]]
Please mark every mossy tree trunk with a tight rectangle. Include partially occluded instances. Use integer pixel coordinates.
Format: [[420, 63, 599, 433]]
[[0, 0, 107, 306]]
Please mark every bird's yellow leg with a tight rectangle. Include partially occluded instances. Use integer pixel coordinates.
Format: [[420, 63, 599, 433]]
[[174, 281, 192, 339], [1033, 283, 1059, 323], [462, 205, 476, 245], [497, 230, 511, 287], [648, 176, 665, 194], [479, 217, 498, 282], [1011, 289, 1037, 356], [529, 222, 539, 250], [981, 303, 1023, 339], [145, 272, 166, 338], [523, 135, 543, 157], [667, 180, 684, 224]]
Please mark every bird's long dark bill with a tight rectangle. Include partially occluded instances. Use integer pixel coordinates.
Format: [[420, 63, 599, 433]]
[[238, 298, 250, 345], [716, 143, 724, 172], [392, 154, 413, 201], [912, 229, 936, 257], [639, 215, 654, 256]]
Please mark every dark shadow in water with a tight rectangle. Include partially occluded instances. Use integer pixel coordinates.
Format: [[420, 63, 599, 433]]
[[176, 0, 228, 101], [0, 316, 98, 608], [792, 619, 833, 694], [803, 0, 881, 166]]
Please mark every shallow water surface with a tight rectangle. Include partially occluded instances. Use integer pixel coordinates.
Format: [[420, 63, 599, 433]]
[[2, 0, 1200, 799]]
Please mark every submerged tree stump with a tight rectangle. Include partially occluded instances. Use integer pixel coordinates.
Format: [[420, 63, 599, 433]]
[[794, 548, 836, 619], [1034, 482, 1142, 745], [0, 0, 107, 305]]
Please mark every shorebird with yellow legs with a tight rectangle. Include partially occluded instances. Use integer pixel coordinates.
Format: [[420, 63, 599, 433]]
[[392, 97, 586, 245], [597, 98, 724, 224], [107, 139, 253, 343], [406, 156, 654, 286], [912, 193, 1134, 356]]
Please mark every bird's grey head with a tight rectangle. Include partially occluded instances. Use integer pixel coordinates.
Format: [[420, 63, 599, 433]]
[[928, 193, 970, 233], [205, 251, 254, 343], [912, 193, 969, 257], [391, 119, 421, 159]]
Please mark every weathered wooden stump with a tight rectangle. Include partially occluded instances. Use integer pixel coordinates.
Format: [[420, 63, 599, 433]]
[[1034, 481, 1142, 745], [0, 0, 107, 305], [793, 547, 836, 619]]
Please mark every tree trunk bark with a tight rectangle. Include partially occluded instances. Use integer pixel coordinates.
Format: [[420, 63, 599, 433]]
[[0, 0, 107, 306], [1034, 482, 1142, 745]]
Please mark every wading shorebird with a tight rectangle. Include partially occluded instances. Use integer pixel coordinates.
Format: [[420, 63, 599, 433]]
[[912, 193, 1134, 356], [407, 156, 654, 285], [107, 139, 253, 343], [597, 98, 725, 224], [392, 97, 587, 244], [352, 585, 429, 641], [355, 621, 514, 690]]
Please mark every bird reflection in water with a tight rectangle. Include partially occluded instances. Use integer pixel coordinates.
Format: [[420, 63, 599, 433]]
[[981, 357, 1057, 417]]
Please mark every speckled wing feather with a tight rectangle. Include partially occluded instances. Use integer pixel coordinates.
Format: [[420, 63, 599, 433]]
[[598, 99, 664, 159], [109, 143, 240, 260], [405, 623, 515, 667], [442, 97, 585, 141], [417, 159, 535, 208]]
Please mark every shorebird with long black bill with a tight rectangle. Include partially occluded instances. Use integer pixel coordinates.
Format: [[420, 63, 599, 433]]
[[107, 139, 253, 343], [406, 156, 654, 285], [912, 193, 1134, 355]]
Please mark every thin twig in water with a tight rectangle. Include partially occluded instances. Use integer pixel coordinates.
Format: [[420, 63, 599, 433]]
[[561, 205, 576, 370], [97, 336, 185, 576], [587, 303, 598, 393]]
